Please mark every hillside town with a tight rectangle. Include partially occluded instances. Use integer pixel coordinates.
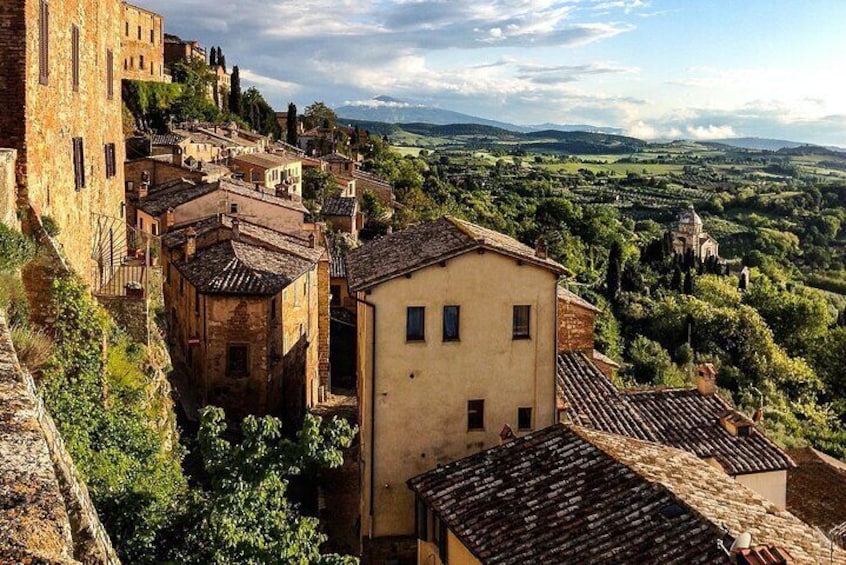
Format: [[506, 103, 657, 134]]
[[0, 1, 845, 565]]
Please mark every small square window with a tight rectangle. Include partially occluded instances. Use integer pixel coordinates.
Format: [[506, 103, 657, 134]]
[[468, 399, 484, 431], [230, 202, 239, 214], [443, 305, 460, 341], [512, 305, 531, 339], [406, 306, 425, 341], [518, 407, 533, 431]]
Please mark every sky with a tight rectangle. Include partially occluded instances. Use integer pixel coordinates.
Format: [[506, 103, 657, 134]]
[[144, 0, 846, 145]]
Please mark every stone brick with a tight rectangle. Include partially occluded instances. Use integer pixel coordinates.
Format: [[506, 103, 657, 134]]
[[557, 295, 596, 354]]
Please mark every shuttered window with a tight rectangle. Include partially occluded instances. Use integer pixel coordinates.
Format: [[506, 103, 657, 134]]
[[72, 138, 85, 190], [39, 1, 49, 85], [106, 49, 114, 99], [104, 143, 116, 178], [71, 25, 79, 91]]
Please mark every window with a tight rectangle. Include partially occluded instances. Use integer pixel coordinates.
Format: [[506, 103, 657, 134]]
[[406, 306, 425, 341], [227, 345, 248, 376], [39, 0, 49, 85], [137, 25, 141, 40], [151, 223, 158, 236], [467, 399, 484, 430], [139, 54, 145, 70], [251, 171, 260, 182], [72, 137, 85, 190], [229, 202, 238, 214], [106, 49, 114, 99], [330, 284, 341, 306], [104, 143, 116, 178], [125, 21, 129, 36], [518, 407, 533, 431], [442, 305, 460, 341], [270, 297, 276, 320], [150, 28, 155, 43], [71, 25, 79, 91], [512, 305, 531, 339]]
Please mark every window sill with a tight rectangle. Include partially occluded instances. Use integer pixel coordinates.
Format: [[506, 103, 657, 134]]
[[512, 335, 531, 341], [467, 428, 485, 433], [406, 339, 426, 344], [442, 338, 461, 343]]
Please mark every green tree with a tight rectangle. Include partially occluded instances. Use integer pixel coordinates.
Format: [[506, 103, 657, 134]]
[[303, 101, 337, 130], [287, 102, 298, 146], [229, 65, 243, 117], [170, 58, 220, 122], [628, 336, 684, 386], [605, 241, 622, 301], [170, 407, 357, 565], [242, 87, 282, 138]]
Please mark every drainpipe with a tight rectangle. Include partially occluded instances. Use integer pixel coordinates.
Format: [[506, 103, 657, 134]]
[[352, 293, 377, 539]]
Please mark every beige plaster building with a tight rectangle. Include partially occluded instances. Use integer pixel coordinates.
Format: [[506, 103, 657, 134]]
[[135, 177, 307, 237], [344, 217, 567, 559], [0, 0, 125, 281], [121, 2, 166, 82], [162, 216, 323, 422], [671, 205, 719, 260], [232, 152, 303, 197]]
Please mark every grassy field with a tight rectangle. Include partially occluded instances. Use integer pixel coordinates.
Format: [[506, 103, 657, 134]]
[[544, 162, 686, 175]]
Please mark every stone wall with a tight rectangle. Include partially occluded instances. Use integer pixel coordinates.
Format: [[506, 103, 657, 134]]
[[120, 2, 166, 82], [557, 298, 596, 354], [0, 149, 18, 229], [0, 313, 119, 564], [97, 295, 149, 344], [317, 256, 331, 394], [22, 207, 73, 328]]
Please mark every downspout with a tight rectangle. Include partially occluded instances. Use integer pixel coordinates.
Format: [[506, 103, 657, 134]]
[[353, 293, 377, 539]]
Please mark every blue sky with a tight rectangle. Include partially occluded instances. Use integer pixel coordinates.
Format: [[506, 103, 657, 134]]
[[143, 0, 846, 144]]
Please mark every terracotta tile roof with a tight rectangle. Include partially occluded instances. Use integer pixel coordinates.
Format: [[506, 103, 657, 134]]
[[557, 352, 657, 439], [557, 352, 794, 475], [352, 170, 392, 191], [322, 152, 353, 163], [151, 132, 185, 146], [138, 178, 307, 217], [173, 239, 314, 295], [579, 427, 844, 565], [233, 152, 301, 169], [171, 128, 232, 148], [409, 424, 845, 565], [557, 285, 601, 312], [626, 389, 794, 475], [322, 196, 357, 217], [786, 447, 846, 544], [345, 216, 567, 291], [163, 216, 323, 264]]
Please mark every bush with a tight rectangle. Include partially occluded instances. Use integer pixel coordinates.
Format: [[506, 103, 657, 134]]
[[10, 325, 53, 374], [0, 224, 35, 273], [40, 215, 60, 237], [0, 273, 29, 326]]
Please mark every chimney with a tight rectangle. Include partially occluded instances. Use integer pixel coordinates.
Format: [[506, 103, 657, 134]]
[[535, 237, 548, 259], [308, 233, 316, 248], [164, 207, 175, 230], [695, 363, 717, 396], [139, 182, 149, 199], [185, 227, 197, 261], [231, 218, 240, 241], [499, 424, 516, 444], [172, 146, 183, 167]]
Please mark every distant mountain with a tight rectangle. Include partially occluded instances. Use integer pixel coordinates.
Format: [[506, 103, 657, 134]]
[[707, 137, 813, 151], [335, 96, 621, 135]]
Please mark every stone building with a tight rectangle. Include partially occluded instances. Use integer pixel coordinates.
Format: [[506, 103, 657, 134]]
[[121, 2, 166, 82], [671, 205, 719, 260], [557, 286, 620, 378], [161, 216, 323, 422], [135, 177, 307, 237], [0, 0, 126, 282], [210, 63, 230, 111], [345, 216, 568, 561], [163, 32, 205, 69]]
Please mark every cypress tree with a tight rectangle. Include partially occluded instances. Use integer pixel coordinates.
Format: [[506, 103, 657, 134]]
[[229, 66, 242, 116], [683, 269, 694, 295], [286, 103, 298, 146], [606, 241, 623, 301], [209, 46, 217, 67], [671, 265, 682, 291]]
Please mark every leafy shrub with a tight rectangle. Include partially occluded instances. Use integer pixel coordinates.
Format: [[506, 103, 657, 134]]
[[40, 215, 60, 237], [10, 324, 53, 373], [0, 273, 29, 326], [0, 224, 35, 273]]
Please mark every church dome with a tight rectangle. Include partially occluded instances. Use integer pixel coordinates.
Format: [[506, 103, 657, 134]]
[[679, 205, 703, 226]]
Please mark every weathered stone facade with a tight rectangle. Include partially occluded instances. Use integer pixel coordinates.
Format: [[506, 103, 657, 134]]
[[0, 0, 126, 283], [557, 287, 598, 355], [120, 2, 166, 82], [0, 313, 119, 564]]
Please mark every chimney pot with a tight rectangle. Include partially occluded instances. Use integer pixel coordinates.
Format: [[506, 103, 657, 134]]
[[231, 218, 240, 241], [695, 363, 717, 396], [535, 237, 548, 259], [185, 227, 197, 261], [164, 207, 175, 230]]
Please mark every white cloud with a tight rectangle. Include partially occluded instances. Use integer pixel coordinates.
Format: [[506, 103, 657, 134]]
[[239, 69, 300, 94], [685, 124, 737, 140]]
